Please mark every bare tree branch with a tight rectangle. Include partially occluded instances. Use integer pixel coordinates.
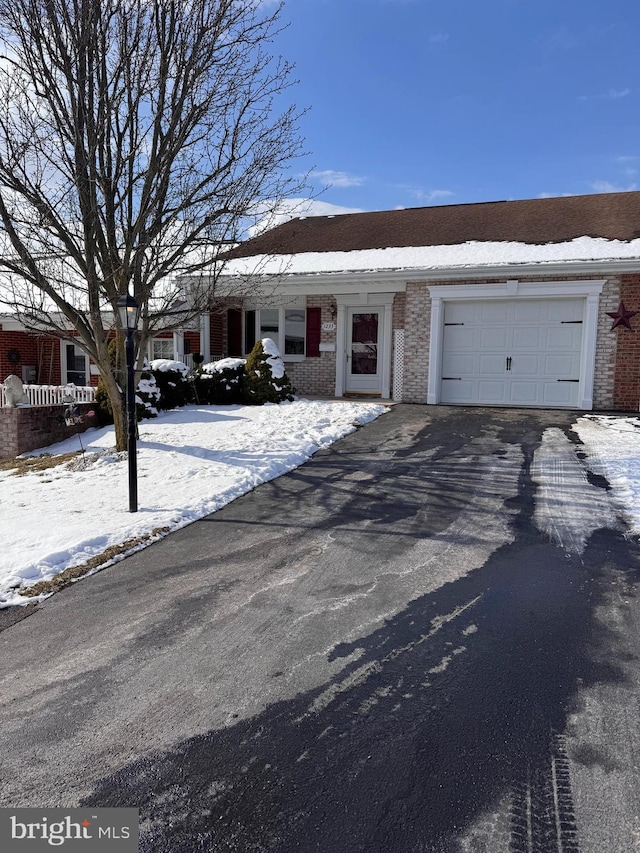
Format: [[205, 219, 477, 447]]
[[0, 0, 306, 447]]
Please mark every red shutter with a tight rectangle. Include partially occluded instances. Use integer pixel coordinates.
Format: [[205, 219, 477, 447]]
[[306, 307, 321, 357]]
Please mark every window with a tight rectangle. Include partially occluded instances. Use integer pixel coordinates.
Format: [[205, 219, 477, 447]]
[[65, 343, 87, 385], [151, 338, 174, 360], [284, 309, 305, 355], [245, 306, 314, 358]]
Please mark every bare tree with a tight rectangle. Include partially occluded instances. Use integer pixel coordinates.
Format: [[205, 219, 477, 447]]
[[0, 0, 305, 448]]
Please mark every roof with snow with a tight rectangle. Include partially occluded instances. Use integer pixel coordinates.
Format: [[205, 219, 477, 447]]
[[227, 191, 640, 259], [218, 191, 640, 279]]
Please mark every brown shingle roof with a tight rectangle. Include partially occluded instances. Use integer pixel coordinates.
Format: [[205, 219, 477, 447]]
[[229, 191, 640, 258]]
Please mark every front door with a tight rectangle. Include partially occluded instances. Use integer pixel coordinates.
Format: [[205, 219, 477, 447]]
[[345, 308, 382, 394]]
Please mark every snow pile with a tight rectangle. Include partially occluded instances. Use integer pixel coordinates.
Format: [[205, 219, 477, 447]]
[[201, 357, 246, 374], [532, 427, 618, 553], [573, 415, 640, 533], [0, 399, 387, 607], [262, 337, 285, 379], [149, 358, 190, 376]]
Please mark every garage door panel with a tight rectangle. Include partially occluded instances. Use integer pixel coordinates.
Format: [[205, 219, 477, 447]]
[[544, 353, 580, 378], [480, 302, 510, 322], [445, 302, 479, 323], [443, 325, 476, 350], [513, 301, 546, 322], [440, 297, 585, 408], [442, 353, 477, 374], [479, 327, 508, 348], [512, 326, 544, 349], [512, 356, 540, 376], [508, 382, 540, 403], [544, 325, 583, 350], [553, 301, 584, 322], [542, 382, 579, 406], [441, 379, 474, 402], [479, 354, 507, 374], [477, 381, 508, 402]]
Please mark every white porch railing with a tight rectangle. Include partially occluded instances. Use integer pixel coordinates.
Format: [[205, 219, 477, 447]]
[[1, 383, 96, 407]]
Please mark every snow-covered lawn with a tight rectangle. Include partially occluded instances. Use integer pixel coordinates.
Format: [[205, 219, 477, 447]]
[[2, 407, 639, 611], [1, 400, 386, 608]]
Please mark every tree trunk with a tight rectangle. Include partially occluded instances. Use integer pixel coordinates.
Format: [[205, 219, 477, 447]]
[[98, 364, 128, 451], [111, 388, 128, 453]]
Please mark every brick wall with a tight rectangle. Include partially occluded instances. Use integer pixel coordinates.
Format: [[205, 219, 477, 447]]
[[592, 277, 619, 409], [184, 331, 200, 356], [285, 295, 336, 396], [612, 274, 640, 410], [0, 403, 99, 459], [401, 283, 431, 403], [0, 328, 46, 384]]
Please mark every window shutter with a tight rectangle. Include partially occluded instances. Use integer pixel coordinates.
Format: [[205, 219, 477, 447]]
[[306, 307, 321, 357], [244, 310, 256, 354]]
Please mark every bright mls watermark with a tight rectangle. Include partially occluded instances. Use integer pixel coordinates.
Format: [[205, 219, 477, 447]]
[[1, 809, 138, 851]]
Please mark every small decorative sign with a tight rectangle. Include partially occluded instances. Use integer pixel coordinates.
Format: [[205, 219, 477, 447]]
[[322, 322, 336, 331], [607, 301, 637, 331]]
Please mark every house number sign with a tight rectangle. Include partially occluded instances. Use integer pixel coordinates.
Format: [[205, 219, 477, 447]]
[[322, 322, 336, 331]]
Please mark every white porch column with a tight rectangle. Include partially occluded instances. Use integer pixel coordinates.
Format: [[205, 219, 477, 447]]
[[335, 300, 347, 397], [200, 312, 211, 363]]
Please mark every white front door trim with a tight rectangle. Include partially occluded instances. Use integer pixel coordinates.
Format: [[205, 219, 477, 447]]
[[335, 292, 394, 398], [426, 279, 606, 409]]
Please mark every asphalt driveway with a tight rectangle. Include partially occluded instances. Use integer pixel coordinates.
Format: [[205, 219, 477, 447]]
[[1, 404, 639, 853]]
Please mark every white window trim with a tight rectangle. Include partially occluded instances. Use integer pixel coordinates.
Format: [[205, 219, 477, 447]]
[[60, 340, 90, 387], [425, 279, 606, 409], [149, 337, 176, 361], [249, 304, 307, 361]]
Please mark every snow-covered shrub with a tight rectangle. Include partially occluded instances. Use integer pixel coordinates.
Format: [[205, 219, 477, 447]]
[[195, 358, 246, 404], [135, 362, 161, 419], [149, 358, 192, 410], [243, 338, 295, 405]]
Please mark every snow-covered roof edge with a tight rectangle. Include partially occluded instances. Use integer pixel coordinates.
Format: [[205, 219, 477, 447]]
[[218, 237, 640, 281]]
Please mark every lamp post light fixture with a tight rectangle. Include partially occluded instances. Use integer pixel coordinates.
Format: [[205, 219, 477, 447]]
[[116, 292, 140, 513]]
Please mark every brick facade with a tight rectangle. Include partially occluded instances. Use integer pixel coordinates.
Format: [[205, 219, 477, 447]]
[[0, 327, 60, 386], [612, 274, 640, 410], [285, 295, 337, 396], [592, 277, 619, 409], [401, 283, 431, 403]]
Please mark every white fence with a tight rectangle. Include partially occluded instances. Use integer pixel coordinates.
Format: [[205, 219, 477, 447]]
[[1, 383, 96, 408]]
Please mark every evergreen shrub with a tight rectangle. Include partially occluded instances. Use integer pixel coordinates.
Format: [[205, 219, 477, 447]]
[[243, 338, 295, 405]]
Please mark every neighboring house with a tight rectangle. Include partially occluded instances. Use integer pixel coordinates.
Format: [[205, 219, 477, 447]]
[[210, 190, 640, 411], [0, 319, 216, 387]]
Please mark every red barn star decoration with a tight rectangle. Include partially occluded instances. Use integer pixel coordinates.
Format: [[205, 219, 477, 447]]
[[607, 301, 638, 330]]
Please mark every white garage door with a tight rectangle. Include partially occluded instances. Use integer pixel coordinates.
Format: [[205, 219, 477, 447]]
[[440, 298, 584, 407]]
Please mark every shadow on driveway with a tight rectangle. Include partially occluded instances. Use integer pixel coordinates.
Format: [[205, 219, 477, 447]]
[[82, 407, 640, 852]]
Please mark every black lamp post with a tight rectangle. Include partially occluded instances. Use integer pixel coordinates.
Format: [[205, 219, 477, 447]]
[[116, 292, 140, 513]]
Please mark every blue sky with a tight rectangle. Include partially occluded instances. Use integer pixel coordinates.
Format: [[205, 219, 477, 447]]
[[272, 0, 639, 214]]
